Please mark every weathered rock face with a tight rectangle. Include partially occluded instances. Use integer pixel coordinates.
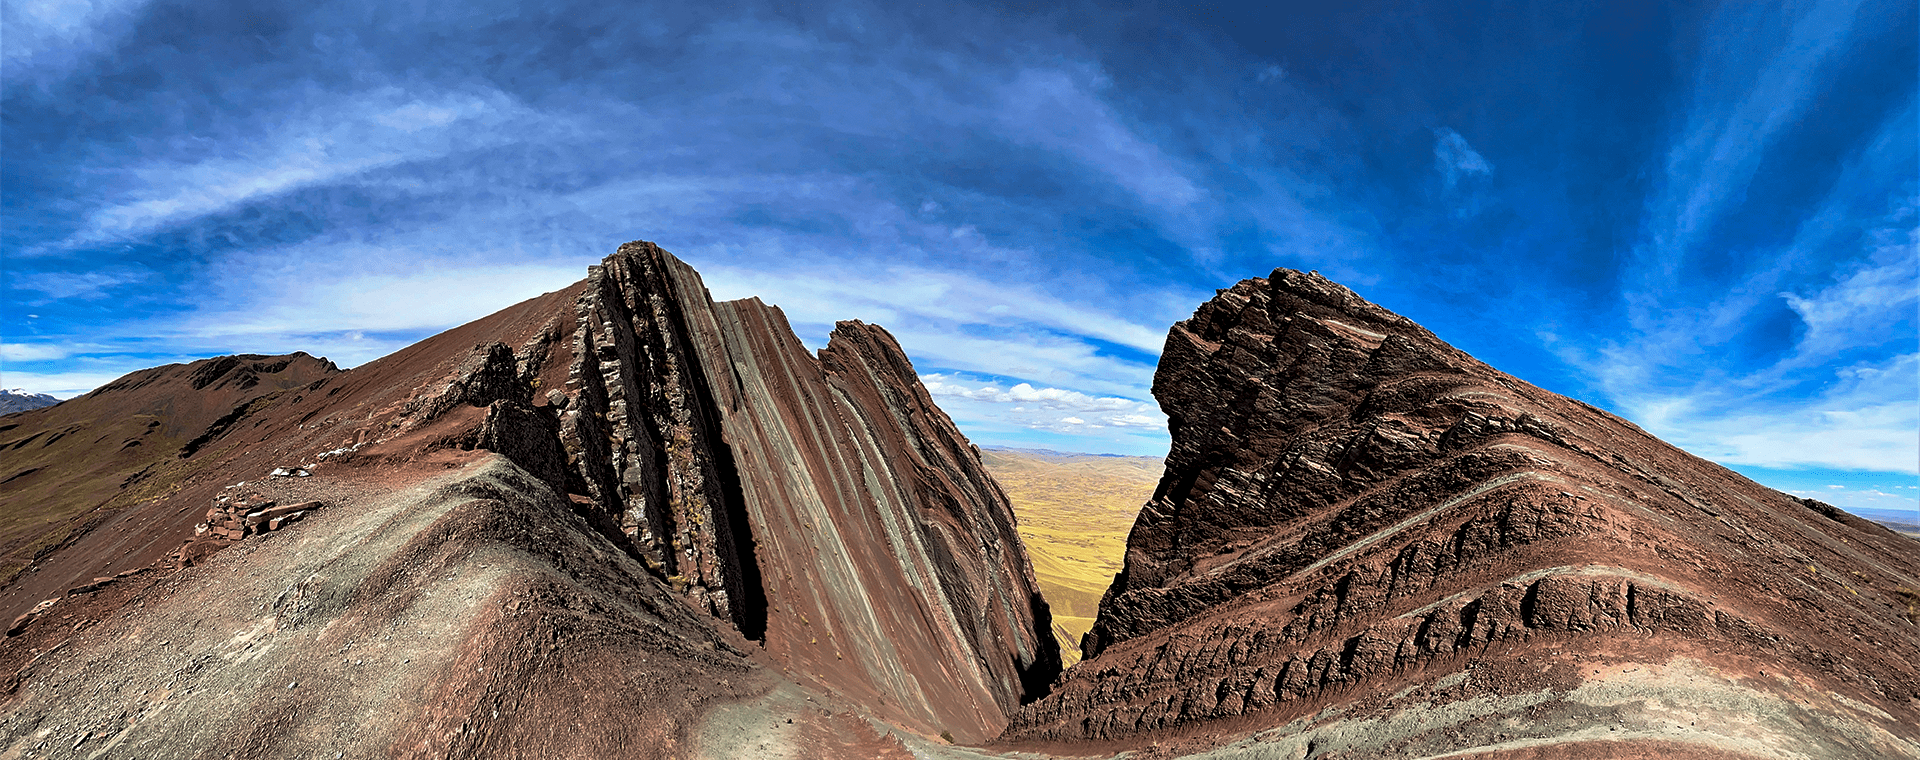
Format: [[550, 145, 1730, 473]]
[[1006, 269, 1920, 757], [0, 241, 1057, 754], [546, 242, 1058, 741]]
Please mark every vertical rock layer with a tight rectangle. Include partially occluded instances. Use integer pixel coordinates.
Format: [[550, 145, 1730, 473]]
[[553, 242, 1058, 741], [1007, 269, 1920, 756], [0, 241, 1059, 755]]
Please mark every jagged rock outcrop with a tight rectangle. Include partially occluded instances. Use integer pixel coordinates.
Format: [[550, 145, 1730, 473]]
[[549, 242, 1058, 740], [0, 241, 1058, 755], [1005, 269, 1920, 757]]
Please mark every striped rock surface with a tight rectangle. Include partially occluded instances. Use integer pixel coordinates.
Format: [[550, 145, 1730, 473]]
[[1003, 269, 1920, 759], [552, 242, 1060, 741]]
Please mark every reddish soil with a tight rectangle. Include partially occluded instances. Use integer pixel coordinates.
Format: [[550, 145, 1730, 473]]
[[0, 242, 1057, 758], [1002, 269, 1920, 758], [0, 354, 337, 595], [6, 254, 1912, 759]]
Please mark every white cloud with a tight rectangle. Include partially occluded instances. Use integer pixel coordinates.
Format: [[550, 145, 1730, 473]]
[[1, 342, 102, 361], [1579, 85, 1917, 481], [1433, 127, 1493, 189], [52, 86, 534, 250], [9, 268, 150, 300], [1779, 206, 1918, 363], [1631, 0, 1868, 302], [888, 328, 1155, 400], [1621, 353, 1918, 475], [993, 67, 1205, 210], [704, 262, 1168, 354], [0, 367, 142, 398], [170, 262, 583, 349], [2, 0, 153, 83], [921, 373, 1165, 436]]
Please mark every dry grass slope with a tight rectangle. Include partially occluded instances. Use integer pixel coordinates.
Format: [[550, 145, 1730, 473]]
[[980, 448, 1161, 665]]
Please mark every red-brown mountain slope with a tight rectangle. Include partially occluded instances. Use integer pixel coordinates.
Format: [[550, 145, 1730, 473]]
[[0, 353, 338, 594], [1004, 269, 1920, 759], [0, 241, 1058, 756]]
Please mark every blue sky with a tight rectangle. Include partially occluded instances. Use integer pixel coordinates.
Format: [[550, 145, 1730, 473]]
[[4, 0, 1915, 517]]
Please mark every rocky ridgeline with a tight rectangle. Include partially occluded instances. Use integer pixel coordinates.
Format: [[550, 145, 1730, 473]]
[[1005, 269, 1920, 752], [544, 242, 1059, 740], [340, 241, 1058, 741]]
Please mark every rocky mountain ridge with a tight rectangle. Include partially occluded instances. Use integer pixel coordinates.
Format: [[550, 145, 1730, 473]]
[[0, 242, 1055, 756], [3, 255, 1914, 759], [0, 391, 58, 417], [1001, 268, 1920, 758]]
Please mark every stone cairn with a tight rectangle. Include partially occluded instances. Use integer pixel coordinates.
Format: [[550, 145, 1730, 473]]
[[169, 495, 322, 568]]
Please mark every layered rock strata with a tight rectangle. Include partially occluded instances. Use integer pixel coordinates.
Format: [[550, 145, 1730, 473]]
[[0, 241, 1058, 751], [539, 242, 1059, 740], [1007, 269, 1920, 756]]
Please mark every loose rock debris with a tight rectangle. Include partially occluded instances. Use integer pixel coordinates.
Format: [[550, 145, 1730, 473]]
[[167, 496, 324, 568]]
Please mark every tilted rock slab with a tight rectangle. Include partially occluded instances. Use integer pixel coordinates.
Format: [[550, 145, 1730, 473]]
[[0, 241, 1058, 755], [548, 242, 1059, 741], [1005, 269, 1920, 757]]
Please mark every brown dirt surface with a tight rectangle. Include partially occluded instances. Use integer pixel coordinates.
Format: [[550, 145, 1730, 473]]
[[1001, 268, 1920, 759], [0, 279, 581, 630], [0, 454, 785, 758]]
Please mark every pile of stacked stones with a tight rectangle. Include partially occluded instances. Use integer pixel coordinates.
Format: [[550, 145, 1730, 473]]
[[200, 497, 320, 539], [171, 496, 322, 567]]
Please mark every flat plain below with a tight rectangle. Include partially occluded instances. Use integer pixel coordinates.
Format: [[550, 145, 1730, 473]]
[[980, 448, 1161, 665]]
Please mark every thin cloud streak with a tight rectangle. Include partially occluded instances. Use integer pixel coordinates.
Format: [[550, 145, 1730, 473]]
[[1, 0, 154, 84], [47, 87, 535, 252], [1632, 0, 1868, 310], [1433, 127, 1493, 190]]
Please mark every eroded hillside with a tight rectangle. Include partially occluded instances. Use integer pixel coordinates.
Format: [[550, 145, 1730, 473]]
[[7, 255, 1916, 760], [1003, 269, 1920, 759], [0, 242, 1058, 757]]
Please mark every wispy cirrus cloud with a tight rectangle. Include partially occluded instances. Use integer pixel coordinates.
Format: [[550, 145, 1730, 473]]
[[9, 266, 151, 301], [5, 0, 1911, 481], [1576, 0, 1916, 486], [993, 67, 1206, 210], [1779, 202, 1918, 365], [0, 342, 108, 362], [1630, 0, 1870, 305], [702, 261, 1171, 355], [1433, 127, 1493, 190], [48, 87, 535, 251], [1, 0, 154, 84], [1627, 352, 1917, 474]]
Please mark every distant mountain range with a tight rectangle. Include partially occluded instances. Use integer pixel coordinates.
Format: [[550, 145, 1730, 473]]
[[1853, 506, 1920, 536], [0, 389, 57, 416], [980, 445, 1162, 461]]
